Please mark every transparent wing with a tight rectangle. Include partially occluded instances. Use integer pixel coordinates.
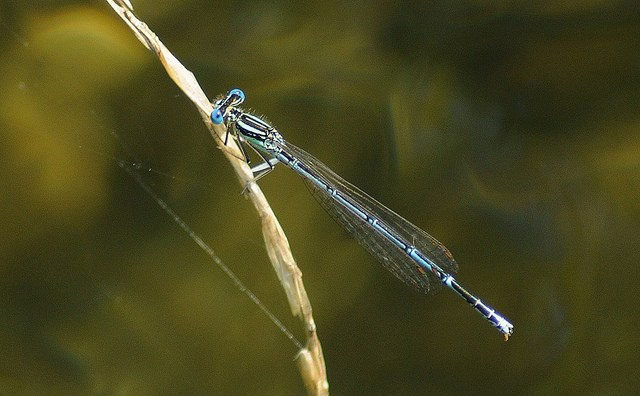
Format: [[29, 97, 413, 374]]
[[277, 141, 459, 294]]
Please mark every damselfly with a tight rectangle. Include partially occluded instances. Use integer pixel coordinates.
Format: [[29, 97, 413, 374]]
[[211, 89, 514, 339]]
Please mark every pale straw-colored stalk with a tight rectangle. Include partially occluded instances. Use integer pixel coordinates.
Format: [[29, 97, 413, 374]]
[[105, 1, 328, 394]]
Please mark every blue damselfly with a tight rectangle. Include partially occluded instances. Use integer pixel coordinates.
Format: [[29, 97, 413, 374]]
[[211, 89, 514, 339]]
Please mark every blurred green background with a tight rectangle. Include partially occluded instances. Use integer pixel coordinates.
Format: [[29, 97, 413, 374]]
[[2, 0, 639, 394]]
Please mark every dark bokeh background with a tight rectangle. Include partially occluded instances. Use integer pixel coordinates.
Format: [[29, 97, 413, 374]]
[[2, 1, 639, 394]]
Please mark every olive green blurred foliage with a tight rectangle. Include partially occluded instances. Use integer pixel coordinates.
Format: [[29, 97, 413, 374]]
[[1, 0, 639, 394]]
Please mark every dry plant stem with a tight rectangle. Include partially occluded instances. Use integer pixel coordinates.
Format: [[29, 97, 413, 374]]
[[105, 1, 328, 395]]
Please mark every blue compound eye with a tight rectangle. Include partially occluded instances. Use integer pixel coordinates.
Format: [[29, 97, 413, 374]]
[[210, 108, 224, 124], [229, 88, 245, 105]]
